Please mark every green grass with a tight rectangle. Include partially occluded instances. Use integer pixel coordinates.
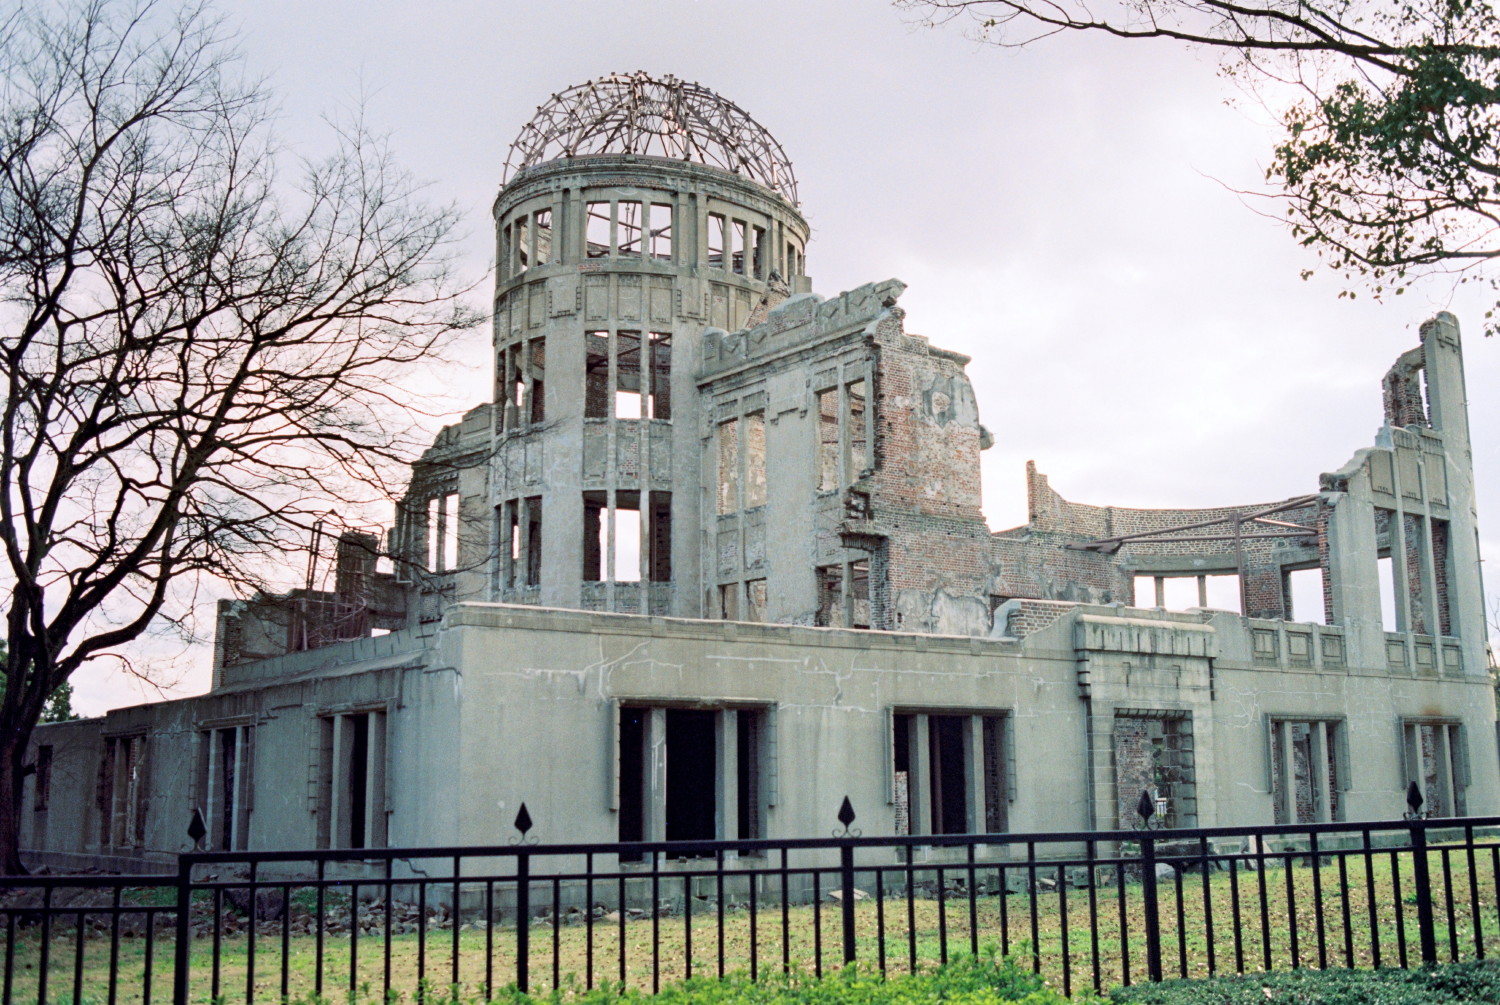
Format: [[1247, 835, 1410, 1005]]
[[5, 843, 1499, 1003]]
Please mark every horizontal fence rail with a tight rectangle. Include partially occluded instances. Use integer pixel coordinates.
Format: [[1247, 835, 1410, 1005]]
[[3, 811, 1500, 1003]]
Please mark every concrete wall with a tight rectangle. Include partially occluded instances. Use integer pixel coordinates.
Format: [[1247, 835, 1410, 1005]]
[[27, 597, 1498, 870]]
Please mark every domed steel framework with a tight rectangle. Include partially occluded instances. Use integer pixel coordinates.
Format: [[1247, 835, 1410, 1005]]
[[503, 72, 799, 204]]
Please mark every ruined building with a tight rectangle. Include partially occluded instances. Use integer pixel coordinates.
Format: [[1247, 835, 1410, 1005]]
[[21, 74, 1498, 869]]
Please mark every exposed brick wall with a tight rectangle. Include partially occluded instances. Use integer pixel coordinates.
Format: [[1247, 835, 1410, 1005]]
[[1382, 347, 1428, 428], [1021, 462, 1321, 619], [998, 599, 1078, 638], [857, 307, 995, 631]]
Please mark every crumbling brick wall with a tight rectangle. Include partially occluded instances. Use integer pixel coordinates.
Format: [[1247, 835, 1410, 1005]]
[[858, 306, 995, 633]]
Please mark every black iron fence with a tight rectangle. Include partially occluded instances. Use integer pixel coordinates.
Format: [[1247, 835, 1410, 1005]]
[[3, 809, 1500, 1004]]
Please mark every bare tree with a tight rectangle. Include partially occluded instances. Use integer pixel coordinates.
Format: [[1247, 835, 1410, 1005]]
[[900, 0, 1500, 331], [0, 0, 479, 872]]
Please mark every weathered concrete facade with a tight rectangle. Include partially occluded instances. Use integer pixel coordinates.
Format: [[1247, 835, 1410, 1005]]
[[20, 74, 1498, 871]]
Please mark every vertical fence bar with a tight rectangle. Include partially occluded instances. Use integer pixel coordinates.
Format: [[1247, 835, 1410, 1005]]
[[840, 842, 857, 965], [1026, 843, 1039, 975], [1391, 848, 1409, 967], [653, 849, 663, 992], [1441, 847, 1458, 962], [1173, 864, 1186, 978], [966, 843, 978, 958], [553, 875, 563, 989], [1087, 840, 1101, 993], [108, 885, 121, 1005], [586, 853, 596, 988], [1466, 826, 1484, 959], [1337, 852, 1354, 967], [1198, 836, 1215, 976], [516, 851, 531, 993], [813, 868, 824, 977], [1311, 832, 1327, 969], [1364, 829, 1382, 968], [172, 857, 192, 1005], [1141, 834, 1163, 983], [1410, 818, 1438, 966], [1228, 846, 1243, 974]]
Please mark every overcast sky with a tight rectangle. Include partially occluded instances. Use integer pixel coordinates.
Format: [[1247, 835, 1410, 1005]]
[[70, 0, 1500, 713]]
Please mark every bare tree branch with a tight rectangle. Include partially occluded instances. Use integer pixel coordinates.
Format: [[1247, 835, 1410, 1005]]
[[0, 0, 482, 872]]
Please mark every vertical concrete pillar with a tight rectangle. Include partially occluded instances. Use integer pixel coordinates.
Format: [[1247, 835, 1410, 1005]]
[[205, 729, 221, 849], [331, 715, 350, 848], [1279, 721, 1295, 823], [911, 715, 931, 837], [231, 726, 248, 850], [366, 712, 387, 847], [645, 708, 667, 842], [1311, 722, 1332, 824], [967, 716, 986, 835], [1323, 470, 1386, 667], [1435, 725, 1454, 816], [717, 710, 737, 842]]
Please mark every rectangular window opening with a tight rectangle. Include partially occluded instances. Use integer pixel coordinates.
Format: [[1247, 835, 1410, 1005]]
[[650, 203, 673, 260], [648, 332, 672, 420], [502, 502, 519, 589], [583, 492, 605, 582], [847, 380, 868, 479], [1286, 567, 1327, 625], [707, 214, 725, 269], [1269, 718, 1343, 824], [198, 726, 254, 852], [527, 338, 546, 423], [616, 331, 642, 419], [849, 560, 871, 629], [817, 389, 839, 492], [586, 202, 611, 258], [1114, 713, 1195, 829], [318, 711, 387, 850], [744, 411, 766, 508], [584, 331, 610, 419], [736, 710, 764, 841], [515, 216, 530, 272], [717, 419, 739, 516], [616, 201, 642, 258], [524, 496, 542, 587], [1403, 720, 1467, 817], [1378, 553, 1399, 631], [533, 208, 553, 264], [615, 494, 641, 583], [99, 735, 147, 849], [746, 578, 767, 622], [815, 564, 841, 627], [751, 226, 766, 279], [648, 491, 672, 583], [730, 220, 746, 274], [442, 493, 459, 572], [718, 583, 740, 621]]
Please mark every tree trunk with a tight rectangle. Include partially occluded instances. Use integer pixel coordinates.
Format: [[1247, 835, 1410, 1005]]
[[0, 728, 29, 875]]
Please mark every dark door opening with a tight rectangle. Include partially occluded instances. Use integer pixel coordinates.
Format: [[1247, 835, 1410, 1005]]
[[666, 709, 717, 842], [929, 715, 968, 835], [618, 707, 645, 851], [348, 713, 369, 849]]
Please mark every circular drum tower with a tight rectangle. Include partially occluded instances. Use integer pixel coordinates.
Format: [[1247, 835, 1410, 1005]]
[[490, 72, 810, 616]]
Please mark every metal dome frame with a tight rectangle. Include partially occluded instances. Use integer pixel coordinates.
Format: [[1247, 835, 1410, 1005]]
[[503, 72, 799, 204]]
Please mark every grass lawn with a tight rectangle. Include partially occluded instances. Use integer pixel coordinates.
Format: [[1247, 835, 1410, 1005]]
[[5, 841, 1499, 1003]]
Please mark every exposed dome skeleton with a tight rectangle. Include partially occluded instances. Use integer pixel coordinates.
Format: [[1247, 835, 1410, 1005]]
[[503, 72, 799, 204]]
